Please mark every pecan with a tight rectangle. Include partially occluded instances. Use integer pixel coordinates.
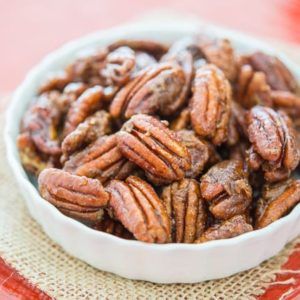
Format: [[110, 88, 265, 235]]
[[38, 168, 109, 217], [61, 110, 112, 160], [134, 52, 157, 72], [195, 215, 253, 243], [63, 134, 134, 184], [106, 176, 170, 243], [63, 85, 105, 136], [246, 106, 300, 182], [60, 208, 104, 224], [101, 47, 136, 86], [255, 178, 300, 228], [170, 108, 191, 131], [190, 64, 232, 145], [161, 179, 207, 243], [38, 71, 72, 94], [200, 160, 252, 220], [245, 52, 298, 92], [117, 114, 191, 184], [176, 130, 210, 178], [110, 63, 186, 119]]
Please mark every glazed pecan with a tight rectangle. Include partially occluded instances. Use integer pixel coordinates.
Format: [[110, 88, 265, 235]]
[[106, 176, 170, 243], [38, 168, 109, 218], [190, 64, 232, 145], [255, 178, 300, 228], [38, 71, 72, 94], [60, 208, 104, 224], [170, 108, 191, 131], [246, 106, 300, 182], [63, 85, 105, 136], [117, 114, 191, 184], [245, 52, 298, 92], [134, 52, 157, 71], [110, 63, 186, 119], [195, 215, 253, 243], [200, 160, 252, 220], [161, 179, 207, 243], [63, 134, 134, 184], [61, 110, 112, 160], [176, 130, 210, 178]]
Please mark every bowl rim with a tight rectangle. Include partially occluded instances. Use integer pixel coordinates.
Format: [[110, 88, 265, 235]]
[[4, 21, 300, 251]]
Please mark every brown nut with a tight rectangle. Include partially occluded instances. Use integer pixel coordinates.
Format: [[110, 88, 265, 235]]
[[61, 110, 112, 160], [161, 179, 207, 243], [110, 63, 186, 119], [255, 178, 300, 228], [246, 106, 300, 182], [170, 108, 191, 131], [64, 134, 135, 184], [195, 215, 253, 243], [38, 168, 109, 215], [63, 85, 105, 136], [117, 114, 191, 184], [245, 52, 298, 92], [176, 130, 210, 178], [106, 176, 171, 243], [200, 160, 252, 220], [190, 64, 232, 145], [38, 71, 72, 94]]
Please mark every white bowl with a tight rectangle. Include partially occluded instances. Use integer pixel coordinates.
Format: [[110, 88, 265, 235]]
[[4, 21, 300, 284]]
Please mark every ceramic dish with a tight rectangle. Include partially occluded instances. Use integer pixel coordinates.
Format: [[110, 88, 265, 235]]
[[4, 21, 300, 283]]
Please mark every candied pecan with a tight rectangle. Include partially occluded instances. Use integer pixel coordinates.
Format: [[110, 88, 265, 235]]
[[161, 179, 207, 243], [255, 178, 300, 228], [236, 64, 272, 109], [190, 64, 232, 145], [101, 47, 136, 86], [60, 208, 104, 224], [63, 134, 135, 184], [17, 132, 48, 175], [108, 39, 168, 60], [134, 52, 157, 71], [200, 160, 252, 220], [170, 108, 191, 131], [176, 130, 210, 178], [106, 176, 170, 243], [195, 215, 253, 243], [61, 110, 112, 160], [63, 85, 105, 136], [38, 168, 109, 216], [198, 36, 237, 81], [245, 52, 298, 92], [38, 71, 72, 94], [246, 106, 300, 182], [110, 63, 186, 119], [117, 114, 191, 184]]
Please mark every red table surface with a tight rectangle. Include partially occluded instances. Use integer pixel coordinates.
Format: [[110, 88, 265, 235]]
[[1, 0, 300, 299]]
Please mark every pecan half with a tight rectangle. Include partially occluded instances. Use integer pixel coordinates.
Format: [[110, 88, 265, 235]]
[[200, 160, 252, 220], [38, 71, 72, 94], [110, 63, 186, 119], [161, 179, 207, 243], [64, 134, 134, 184], [190, 64, 232, 145], [117, 114, 191, 184], [195, 215, 253, 243], [176, 130, 210, 178], [106, 176, 170, 243], [246, 106, 300, 182], [38, 168, 109, 217], [63, 85, 105, 136], [255, 178, 300, 228], [245, 52, 298, 92]]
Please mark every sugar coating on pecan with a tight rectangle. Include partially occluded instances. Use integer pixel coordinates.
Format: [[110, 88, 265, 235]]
[[106, 176, 171, 243], [64, 134, 134, 184], [255, 178, 300, 228], [117, 114, 191, 184], [110, 63, 186, 119], [190, 64, 232, 145], [161, 179, 207, 243], [195, 215, 253, 243], [200, 160, 252, 220], [246, 106, 300, 182], [38, 168, 109, 213]]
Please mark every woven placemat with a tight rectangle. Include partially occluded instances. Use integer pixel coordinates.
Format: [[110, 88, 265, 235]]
[[0, 114, 299, 300]]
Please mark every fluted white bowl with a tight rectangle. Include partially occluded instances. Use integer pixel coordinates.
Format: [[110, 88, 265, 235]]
[[4, 21, 300, 283]]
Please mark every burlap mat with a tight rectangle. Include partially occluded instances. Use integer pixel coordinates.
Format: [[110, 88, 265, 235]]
[[0, 113, 300, 300]]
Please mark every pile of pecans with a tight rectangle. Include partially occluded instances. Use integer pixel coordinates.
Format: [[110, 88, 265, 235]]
[[17, 36, 300, 244]]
